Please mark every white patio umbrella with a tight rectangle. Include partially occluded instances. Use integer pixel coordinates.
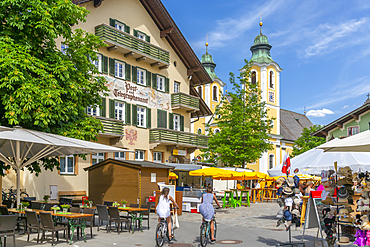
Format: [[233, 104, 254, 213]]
[[319, 130, 370, 152], [0, 126, 131, 206], [268, 138, 370, 176]]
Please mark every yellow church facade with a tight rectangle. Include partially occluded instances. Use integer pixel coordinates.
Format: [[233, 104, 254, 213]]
[[192, 23, 313, 172]]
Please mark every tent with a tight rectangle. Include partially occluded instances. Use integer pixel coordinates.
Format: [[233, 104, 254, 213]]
[[0, 126, 130, 206], [268, 139, 370, 176], [319, 130, 370, 152]]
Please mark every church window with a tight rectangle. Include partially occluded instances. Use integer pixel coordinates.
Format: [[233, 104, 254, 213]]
[[269, 154, 274, 169], [214, 128, 220, 135], [197, 128, 202, 135], [213, 85, 218, 101], [269, 71, 275, 89], [251, 71, 257, 85], [198, 86, 202, 98]]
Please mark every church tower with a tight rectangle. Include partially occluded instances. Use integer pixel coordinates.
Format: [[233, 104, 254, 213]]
[[248, 22, 283, 173]]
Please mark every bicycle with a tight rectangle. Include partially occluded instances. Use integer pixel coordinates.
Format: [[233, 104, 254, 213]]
[[200, 211, 217, 247], [155, 208, 176, 247]]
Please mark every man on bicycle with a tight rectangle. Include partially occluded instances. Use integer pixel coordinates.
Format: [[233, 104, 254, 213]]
[[199, 185, 221, 242]]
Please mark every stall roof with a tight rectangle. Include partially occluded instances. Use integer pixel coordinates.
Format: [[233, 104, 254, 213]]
[[84, 158, 171, 171], [165, 163, 202, 171]]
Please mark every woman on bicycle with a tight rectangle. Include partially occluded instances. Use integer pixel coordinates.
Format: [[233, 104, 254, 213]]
[[156, 187, 179, 240], [199, 185, 221, 242]]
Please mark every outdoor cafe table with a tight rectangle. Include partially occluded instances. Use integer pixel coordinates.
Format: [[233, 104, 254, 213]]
[[118, 207, 148, 233], [230, 189, 251, 207], [9, 208, 93, 244]]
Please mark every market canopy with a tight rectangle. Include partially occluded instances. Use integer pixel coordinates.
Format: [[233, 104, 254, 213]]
[[169, 172, 178, 179], [268, 138, 370, 176], [319, 130, 370, 152], [0, 126, 130, 205], [189, 167, 234, 178]]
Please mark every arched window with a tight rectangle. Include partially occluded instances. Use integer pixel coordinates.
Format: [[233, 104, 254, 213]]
[[213, 85, 218, 101], [197, 128, 202, 135], [251, 71, 257, 85], [198, 86, 202, 98], [269, 71, 274, 89], [214, 128, 220, 135], [269, 154, 274, 169]]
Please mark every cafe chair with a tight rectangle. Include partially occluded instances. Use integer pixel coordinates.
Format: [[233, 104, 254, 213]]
[[108, 207, 130, 233], [39, 212, 68, 246], [43, 204, 53, 211], [103, 201, 113, 207], [70, 207, 81, 213], [0, 215, 17, 247], [30, 202, 42, 210], [96, 205, 109, 232], [80, 208, 94, 238], [140, 204, 151, 229], [2, 200, 13, 209], [0, 206, 9, 215], [26, 211, 41, 243]]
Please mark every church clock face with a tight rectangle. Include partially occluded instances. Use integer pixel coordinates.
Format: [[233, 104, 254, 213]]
[[268, 91, 275, 103]]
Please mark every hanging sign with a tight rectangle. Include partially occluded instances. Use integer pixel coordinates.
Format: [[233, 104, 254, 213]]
[[173, 149, 186, 156]]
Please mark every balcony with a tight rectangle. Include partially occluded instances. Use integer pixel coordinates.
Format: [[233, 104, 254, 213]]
[[95, 24, 170, 69], [149, 128, 208, 149], [95, 116, 124, 137], [171, 93, 199, 112]]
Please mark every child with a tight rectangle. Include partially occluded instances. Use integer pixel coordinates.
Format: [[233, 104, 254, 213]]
[[156, 187, 179, 240], [199, 185, 221, 242]]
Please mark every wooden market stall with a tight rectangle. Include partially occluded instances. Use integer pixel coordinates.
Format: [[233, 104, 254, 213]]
[[84, 159, 170, 206]]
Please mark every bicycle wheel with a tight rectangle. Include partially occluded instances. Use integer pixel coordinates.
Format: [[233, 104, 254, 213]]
[[155, 223, 165, 247], [213, 218, 217, 239], [20, 192, 29, 199], [200, 223, 208, 247]]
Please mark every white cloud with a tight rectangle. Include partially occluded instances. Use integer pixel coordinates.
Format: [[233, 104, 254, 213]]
[[306, 108, 334, 118], [342, 105, 349, 109]]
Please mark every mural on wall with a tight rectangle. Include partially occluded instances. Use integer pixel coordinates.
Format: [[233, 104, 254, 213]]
[[126, 128, 137, 145], [104, 75, 170, 111]]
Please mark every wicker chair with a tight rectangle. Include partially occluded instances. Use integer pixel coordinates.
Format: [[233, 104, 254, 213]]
[[108, 207, 130, 233], [26, 210, 41, 243], [0, 215, 17, 247], [39, 212, 68, 245]]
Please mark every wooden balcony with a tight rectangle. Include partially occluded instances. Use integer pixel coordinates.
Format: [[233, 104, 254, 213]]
[[95, 116, 124, 137], [95, 24, 170, 69], [171, 93, 199, 111], [149, 128, 208, 149]]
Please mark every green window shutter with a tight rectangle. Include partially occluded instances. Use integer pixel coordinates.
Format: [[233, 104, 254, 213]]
[[109, 99, 115, 119], [109, 58, 115, 76], [109, 18, 115, 27], [157, 109, 161, 128], [125, 103, 131, 124], [146, 108, 151, 129], [145, 70, 151, 87], [180, 115, 184, 131], [124, 25, 130, 34], [125, 63, 131, 81], [157, 110, 167, 128], [152, 74, 157, 89], [132, 105, 137, 126], [165, 77, 169, 93], [100, 97, 106, 117], [133, 29, 138, 37], [132, 66, 137, 83], [145, 35, 150, 43], [102, 55, 108, 74], [169, 113, 173, 130]]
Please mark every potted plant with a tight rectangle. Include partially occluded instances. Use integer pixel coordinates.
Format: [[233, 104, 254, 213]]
[[21, 201, 30, 210], [121, 200, 128, 208], [112, 202, 120, 207], [83, 199, 89, 207], [60, 204, 70, 213], [89, 201, 93, 208], [43, 195, 50, 203], [51, 206, 60, 214]]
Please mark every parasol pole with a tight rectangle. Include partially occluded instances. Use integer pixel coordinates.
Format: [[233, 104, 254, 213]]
[[16, 140, 21, 207]]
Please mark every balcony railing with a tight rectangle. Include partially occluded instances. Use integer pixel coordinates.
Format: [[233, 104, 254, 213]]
[[171, 93, 199, 111], [95, 24, 170, 66], [95, 116, 124, 136], [150, 128, 208, 148]]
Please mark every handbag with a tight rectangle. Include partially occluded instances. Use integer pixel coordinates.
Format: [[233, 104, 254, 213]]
[[173, 212, 180, 229]]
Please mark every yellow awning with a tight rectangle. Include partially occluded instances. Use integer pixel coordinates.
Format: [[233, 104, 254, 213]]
[[189, 167, 234, 178], [169, 172, 178, 179]]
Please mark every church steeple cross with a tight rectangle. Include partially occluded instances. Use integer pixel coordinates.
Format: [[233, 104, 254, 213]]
[[259, 12, 263, 34]]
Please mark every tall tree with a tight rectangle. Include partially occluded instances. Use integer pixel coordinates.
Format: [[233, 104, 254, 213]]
[[292, 125, 326, 157], [202, 60, 273, 168], [0, 0, 108, 175]]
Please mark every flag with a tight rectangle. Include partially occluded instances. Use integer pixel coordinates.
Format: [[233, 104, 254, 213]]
[[282, 151, 291, 175]]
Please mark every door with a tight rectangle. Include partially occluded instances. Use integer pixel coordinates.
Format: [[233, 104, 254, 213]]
[[50, 185, 58, 200]]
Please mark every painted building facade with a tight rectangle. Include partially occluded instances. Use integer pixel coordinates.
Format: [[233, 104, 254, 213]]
[[313, 97, 370, 140], [2, 0, 212, 200]]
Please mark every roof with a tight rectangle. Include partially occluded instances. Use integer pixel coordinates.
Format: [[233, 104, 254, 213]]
[[73, 0, 212, 86], [280, 109, 313, 142], [165, 163, 202, 171], [84, 158, 171, 171], [312, 99, 370, 138]]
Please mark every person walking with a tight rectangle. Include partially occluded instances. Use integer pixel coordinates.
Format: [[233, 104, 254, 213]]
[[199, 186, 221, 242], [156, 187, 179, 240]]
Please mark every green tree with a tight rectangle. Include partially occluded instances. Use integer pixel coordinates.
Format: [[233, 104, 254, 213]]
[[202, 60, 273, 168], [0, 0, 108, 175], [292, 125, 326, 157]]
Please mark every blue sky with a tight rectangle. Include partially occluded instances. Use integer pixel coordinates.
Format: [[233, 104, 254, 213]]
[[162, 0, 370, 126]]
